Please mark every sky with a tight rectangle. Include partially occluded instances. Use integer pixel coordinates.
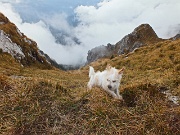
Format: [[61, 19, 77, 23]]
[[0, 0, 180, 65]]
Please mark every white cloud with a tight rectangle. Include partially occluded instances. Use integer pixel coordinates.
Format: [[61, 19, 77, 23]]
[[42, 13, 72, 33], [0, 0, 22, 3], [0, 2, 22, 24], [74, 0, 180, 44]]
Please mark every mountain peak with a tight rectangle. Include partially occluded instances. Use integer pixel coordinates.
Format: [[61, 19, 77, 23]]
[[133, 24, 159, 42], [134, 24, 155, 33], [115, 23, 162, 54]]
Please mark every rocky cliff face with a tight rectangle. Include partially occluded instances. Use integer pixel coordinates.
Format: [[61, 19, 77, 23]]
[[86, 24, 163, 64], [0, 12, 52, 69]]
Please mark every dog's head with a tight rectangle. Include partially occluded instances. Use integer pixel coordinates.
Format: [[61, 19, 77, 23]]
[[105, 65, 124, 91]]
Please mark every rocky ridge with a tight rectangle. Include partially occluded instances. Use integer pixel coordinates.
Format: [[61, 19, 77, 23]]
[[87, 24, 164, 64]]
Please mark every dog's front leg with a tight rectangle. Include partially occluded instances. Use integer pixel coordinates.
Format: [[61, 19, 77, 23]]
[[105, 89, 119, 99], [115, 89, 123, 100]]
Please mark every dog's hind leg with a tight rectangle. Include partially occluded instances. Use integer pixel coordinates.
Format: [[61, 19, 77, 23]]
[[87, 81, 92, 90], [87, 76, 95, 90]]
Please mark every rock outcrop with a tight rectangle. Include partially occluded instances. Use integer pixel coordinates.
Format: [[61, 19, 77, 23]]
[[87, 43, 115, 64]]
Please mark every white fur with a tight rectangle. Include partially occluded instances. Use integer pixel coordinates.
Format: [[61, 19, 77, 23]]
[[87, 65, 124, 100]]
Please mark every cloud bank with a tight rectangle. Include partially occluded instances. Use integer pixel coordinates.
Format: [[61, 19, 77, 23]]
[[0, 0, 180, 65], [74, 0, 180, 45]]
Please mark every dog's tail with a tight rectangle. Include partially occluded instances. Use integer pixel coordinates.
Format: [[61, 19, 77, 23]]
[[89, 66, 95, 78]]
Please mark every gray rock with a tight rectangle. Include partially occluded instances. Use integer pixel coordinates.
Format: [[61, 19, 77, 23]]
[[87, 43, 115, 64]]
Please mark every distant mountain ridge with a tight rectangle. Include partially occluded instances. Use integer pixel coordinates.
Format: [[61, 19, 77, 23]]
[[86, 24, 179, 64]]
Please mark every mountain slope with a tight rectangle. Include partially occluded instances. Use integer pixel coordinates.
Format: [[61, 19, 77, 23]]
[[0, 12, 52, 69], [1, 36, 179, 134]]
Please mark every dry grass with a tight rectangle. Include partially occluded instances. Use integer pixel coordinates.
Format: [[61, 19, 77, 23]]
[[0, 39, 180, 134]]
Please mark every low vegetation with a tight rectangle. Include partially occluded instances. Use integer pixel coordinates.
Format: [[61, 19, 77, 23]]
[[0, 39, 180, 134]]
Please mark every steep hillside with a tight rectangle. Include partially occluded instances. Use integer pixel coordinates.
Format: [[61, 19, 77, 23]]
[[0, 13, 52, 69], [1, 35, 179, 135]]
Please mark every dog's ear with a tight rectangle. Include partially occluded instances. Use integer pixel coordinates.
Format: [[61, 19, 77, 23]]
[[106, 64, 111, 70], [119, 67, 125, 74]]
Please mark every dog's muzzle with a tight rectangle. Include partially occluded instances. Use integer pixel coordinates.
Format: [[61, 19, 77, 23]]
[[108, 85, 112, 90]]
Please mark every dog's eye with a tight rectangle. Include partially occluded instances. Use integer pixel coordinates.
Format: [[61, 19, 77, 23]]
[[107, 79, 110, 81], [112, 80, 116, 83]]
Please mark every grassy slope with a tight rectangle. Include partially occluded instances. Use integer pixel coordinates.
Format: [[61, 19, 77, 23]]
[[0, 39, 180, 135]]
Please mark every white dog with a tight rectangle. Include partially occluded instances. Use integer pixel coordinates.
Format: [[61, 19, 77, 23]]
[[87, 64, 124, 100]]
